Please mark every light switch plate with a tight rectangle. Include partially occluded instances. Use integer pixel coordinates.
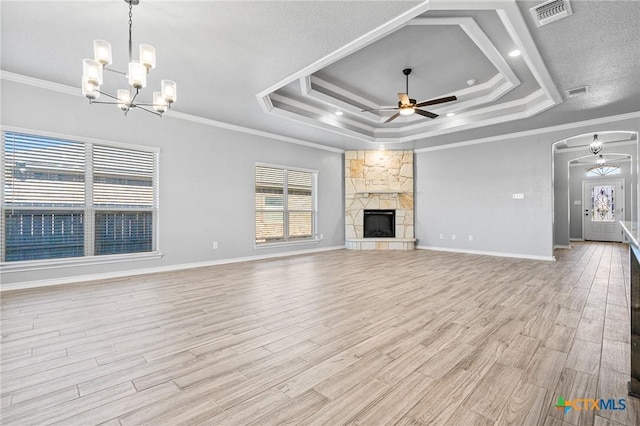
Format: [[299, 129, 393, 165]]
[[512, 193, 525, 199]]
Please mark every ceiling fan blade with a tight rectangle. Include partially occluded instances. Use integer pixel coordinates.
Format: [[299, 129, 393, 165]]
[[415, 95, 457, 108], [397, 93, 410, 106], [415, 109, 438, 119], [385, 112, 400, 123]]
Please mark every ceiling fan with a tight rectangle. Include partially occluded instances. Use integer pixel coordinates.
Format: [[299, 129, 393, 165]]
[[363, 68, 457, 123]]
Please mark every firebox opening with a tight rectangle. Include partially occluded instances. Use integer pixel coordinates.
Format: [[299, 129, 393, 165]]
[[363, 210, 395, 238]]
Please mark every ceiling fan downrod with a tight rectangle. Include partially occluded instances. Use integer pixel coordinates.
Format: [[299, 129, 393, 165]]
[[403, 68, 412, 95]]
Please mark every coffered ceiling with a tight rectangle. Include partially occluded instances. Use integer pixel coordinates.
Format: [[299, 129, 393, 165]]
[[1, 1, 639, 151]]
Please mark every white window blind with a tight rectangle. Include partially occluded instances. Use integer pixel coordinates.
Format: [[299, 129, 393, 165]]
[[93, 145, 154, 208], [3, 132, 85, 207], [255, 165, 315, 244], [1, 131, 158, 262], [287, 170, 313, 239]]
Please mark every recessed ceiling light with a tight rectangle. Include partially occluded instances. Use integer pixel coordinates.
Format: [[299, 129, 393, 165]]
[[508, 49, 521, 57], [379, 145, 385, 150], [446, 112, 455, 117], [335, 111, 343, 116], [466, 79, 477, 86]]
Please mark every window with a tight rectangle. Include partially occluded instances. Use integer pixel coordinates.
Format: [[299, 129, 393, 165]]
[[586, 165, 621, 177], [2, 131, 158, 263], [255, 165, 316, 244], [591, 185, 615, 222]]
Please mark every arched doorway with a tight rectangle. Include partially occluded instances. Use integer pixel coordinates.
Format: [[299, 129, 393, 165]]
[[552, 132, 638, 248]]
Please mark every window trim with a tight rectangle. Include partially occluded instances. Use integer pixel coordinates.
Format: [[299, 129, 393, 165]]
[[255, 162, 318, 248], [1, 126, 161, 268], [0, 251, 163, 273]]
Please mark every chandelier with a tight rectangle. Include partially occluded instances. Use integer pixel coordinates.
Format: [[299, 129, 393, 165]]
[[587, 155, 620, 176], [81, 0, 176, 116], [588, 134, 602, 155]]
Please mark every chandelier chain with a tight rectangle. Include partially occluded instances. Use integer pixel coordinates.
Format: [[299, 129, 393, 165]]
[[128, 2, 133, 62]]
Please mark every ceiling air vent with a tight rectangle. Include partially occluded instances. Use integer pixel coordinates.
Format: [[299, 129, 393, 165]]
[[530, 0, 573, 27], [565, 86, 588, 98]]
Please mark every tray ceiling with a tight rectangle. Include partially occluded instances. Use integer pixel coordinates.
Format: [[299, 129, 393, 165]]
[[257, 1, 563, 145]]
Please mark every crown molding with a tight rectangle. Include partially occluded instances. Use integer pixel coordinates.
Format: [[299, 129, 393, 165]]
[[0, 70, 345, 154], [414, 112, 640, 153]]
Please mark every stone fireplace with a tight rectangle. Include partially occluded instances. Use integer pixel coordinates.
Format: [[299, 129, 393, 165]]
[[345, 150, 415, 250]]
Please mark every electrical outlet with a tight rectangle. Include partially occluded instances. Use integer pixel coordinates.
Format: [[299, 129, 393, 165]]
[[468, 235, 473, 241], [439, 233, 444, 240], [212, 241, 218, 249], [452, 234, 456, 240]]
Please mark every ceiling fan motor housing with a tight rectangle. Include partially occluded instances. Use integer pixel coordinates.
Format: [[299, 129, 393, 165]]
[[398, 99, 417, 107]]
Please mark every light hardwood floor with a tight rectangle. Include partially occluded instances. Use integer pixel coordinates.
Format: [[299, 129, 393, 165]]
[[1, 242, 639, 425]]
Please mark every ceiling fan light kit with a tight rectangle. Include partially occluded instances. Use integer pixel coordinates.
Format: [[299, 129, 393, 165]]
[[364, 68, 457, 124], [80, 0, 177, 116]]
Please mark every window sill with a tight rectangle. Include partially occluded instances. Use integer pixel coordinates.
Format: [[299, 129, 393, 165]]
[[0, 251, 164, 274], [255, 237, 322, 249]]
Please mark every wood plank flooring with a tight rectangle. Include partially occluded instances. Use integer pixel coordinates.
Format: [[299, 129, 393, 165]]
[[1, 241, 639, 425]]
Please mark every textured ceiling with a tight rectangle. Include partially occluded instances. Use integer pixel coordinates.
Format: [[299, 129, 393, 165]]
[[1, 0, 639, 150]]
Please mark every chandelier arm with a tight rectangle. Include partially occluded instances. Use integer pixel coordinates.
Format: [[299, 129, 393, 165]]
[[89, 101, 124, 105], [134, 105, 163, 117], [103, 67, 127, 76], [130, 88, 140, 105], [96, 90, 121, 101]]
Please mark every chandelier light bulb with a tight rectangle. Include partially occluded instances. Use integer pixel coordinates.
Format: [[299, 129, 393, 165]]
[[153, 91, 168, 113], [81, 75, 99, 100], [117, 89, 131, 111], [83, 59, 103, 86], [139, 44, 156, 70], [93, 40, 112, 66], [128, 61, 147, 88], [161, 80, 177, 104]]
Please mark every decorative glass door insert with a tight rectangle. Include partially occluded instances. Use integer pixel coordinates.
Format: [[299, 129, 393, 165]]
[[591, 185, 615, 222]]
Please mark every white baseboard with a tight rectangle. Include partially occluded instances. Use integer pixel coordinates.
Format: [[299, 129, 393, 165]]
[[1, 246, 345, 292], [416, 245, 556, 261], [554, 245, 572, 249], [569, 238, 585, 242]]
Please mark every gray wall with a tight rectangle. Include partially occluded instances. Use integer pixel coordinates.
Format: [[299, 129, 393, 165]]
[[415, 136, 553, 258], [554, 140, 638, 246], [1, 80, 345, 286], [2, 78, 639, 284], [416, 119, 640, 259]]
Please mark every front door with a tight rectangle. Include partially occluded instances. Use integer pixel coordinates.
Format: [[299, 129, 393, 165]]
[[583, 179, 624, 242]]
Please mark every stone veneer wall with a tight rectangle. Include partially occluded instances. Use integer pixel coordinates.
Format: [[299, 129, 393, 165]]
[[345, 150, 414, 240]]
